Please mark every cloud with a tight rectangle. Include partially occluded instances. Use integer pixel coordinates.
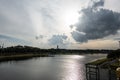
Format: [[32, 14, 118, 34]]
[[48, 34, 67, 46], [0, 34, 31, 45], [35, 35, 44, 40], [0, 0, 87, 48], [71, 0, 120, 43], [114, 37, 120, 41], [90, 0, 104, 8], [0, 0, 35, 37]]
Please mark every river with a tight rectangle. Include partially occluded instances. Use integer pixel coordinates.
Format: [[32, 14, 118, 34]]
[[0, 54, 106, 80]]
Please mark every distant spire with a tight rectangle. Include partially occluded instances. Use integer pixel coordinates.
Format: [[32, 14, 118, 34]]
[[57, 45, 59, 49]]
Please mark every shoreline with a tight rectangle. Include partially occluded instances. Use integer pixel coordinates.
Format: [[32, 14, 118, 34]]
[[0, 54, 50, 62], [0, 53, 106, 62]]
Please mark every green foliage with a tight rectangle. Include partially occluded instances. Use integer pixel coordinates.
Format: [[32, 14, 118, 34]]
[[86, 58, 108, 65]]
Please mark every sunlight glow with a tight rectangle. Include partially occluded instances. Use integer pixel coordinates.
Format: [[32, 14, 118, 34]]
[[72, 55, 85, 59], [64, 9, 80, 26], [59, 8, 80, 37]]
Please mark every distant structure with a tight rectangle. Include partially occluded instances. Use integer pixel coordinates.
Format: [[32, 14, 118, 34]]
[[119, 41, 120, 49], [2, 43, 4, 48], [57, 45, 59, 49], [0, 43, 4, 49]]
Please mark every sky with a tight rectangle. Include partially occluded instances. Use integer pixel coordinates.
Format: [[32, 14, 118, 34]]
[[0, 0, 120, 49]]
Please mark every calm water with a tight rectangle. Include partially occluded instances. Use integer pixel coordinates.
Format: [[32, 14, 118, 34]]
[[0, 54, 106, 80]]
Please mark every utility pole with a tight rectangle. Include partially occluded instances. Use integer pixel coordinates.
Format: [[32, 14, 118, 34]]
[[2, 43, 4, 49]]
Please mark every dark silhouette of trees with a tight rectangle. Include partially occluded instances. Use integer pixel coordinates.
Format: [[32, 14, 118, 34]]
[[0, 45, 111, 56], [107, 49, 120, 59], [0, 45, 50, 56]]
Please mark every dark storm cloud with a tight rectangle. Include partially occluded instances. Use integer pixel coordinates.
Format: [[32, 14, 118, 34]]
[[48, 34, 67, 45], [91, 0, 104, 8], [71, 0, 120, 43]]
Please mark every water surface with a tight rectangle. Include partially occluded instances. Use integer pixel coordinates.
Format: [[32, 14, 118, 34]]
[[0, 54, 106, 80]]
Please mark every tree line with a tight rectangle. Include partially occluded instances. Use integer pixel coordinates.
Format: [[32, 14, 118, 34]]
[[0, 45, 112, 56]]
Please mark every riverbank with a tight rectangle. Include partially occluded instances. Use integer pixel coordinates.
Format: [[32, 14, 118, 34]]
[[0, 54, 50, 62], [86, 58, 119, 80]]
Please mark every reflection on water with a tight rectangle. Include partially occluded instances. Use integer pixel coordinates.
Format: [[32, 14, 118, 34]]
[[0, 54, 106, 80]]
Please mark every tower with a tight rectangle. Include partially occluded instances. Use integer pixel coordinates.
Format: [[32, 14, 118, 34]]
[[57, 45, 59, 49]]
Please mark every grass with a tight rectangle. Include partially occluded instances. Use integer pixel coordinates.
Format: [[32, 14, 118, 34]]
[[110, 61, 120, 70], [108, 59, 120, 78], [0, 54, 50, 62], [86, 58, 108, 65]]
